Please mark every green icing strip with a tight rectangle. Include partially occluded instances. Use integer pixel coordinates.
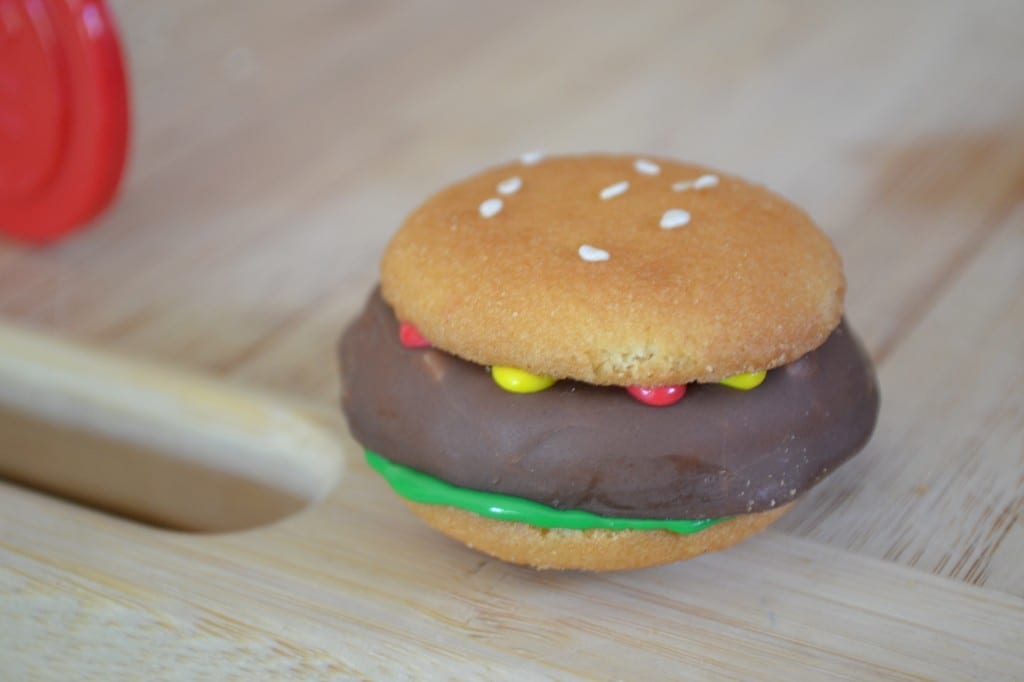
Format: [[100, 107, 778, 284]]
[[365, 450, 725, 534]]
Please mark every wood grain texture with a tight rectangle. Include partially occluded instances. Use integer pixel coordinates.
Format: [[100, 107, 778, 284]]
[[0, 323, 342, 531], [1, 0, 1022, 678], [3, 475, 1023, 681], [780, 208, 1024, 594]]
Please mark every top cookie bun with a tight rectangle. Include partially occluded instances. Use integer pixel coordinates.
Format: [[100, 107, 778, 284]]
[[381, 154, 845, 386]]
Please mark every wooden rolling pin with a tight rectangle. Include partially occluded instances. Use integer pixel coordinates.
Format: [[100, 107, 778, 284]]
[[0, 322, 345, 532]]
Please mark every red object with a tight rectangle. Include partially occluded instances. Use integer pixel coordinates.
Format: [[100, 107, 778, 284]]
[[399, 322, 431, 348], [626, 384, 687, 407], [0, 0, 129, 243]]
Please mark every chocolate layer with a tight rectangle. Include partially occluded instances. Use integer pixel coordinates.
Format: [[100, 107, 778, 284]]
[[340, 289, 879, 519]]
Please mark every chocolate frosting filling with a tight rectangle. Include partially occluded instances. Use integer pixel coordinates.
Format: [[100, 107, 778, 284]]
[[340, 289, 879, 520]]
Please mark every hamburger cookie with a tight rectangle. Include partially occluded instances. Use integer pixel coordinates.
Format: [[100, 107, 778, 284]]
[[341, 153, 879, 571]]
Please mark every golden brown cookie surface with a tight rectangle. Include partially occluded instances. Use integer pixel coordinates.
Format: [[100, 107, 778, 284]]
[[406, 501, 791, 571], [382, 154, 844, 385]]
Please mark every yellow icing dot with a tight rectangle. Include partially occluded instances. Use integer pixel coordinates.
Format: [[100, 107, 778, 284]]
[[492, 366, 556, 393], [719, 370, 767, 390]]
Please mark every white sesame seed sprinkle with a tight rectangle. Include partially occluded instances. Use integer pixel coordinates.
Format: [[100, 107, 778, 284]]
[[673, 173, 720, 191], [600, 180, 629, 200], [519, 151, 544, 165], [497, 176, 522, 195], [694, 173, 720, 189], [578, 244, 610, 262], [479, 197, 503, 218], [634, 159, 660, 175], [660, 208, 691, 229]]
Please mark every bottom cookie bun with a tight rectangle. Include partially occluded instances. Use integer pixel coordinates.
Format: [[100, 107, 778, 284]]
[[405, 501, 793, 571]]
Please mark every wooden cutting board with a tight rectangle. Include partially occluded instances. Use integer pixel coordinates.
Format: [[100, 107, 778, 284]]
[[2, 1, 1022, 678]]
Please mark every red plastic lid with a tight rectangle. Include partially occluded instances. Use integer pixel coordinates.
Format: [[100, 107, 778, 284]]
[[0, 0, 129, 244]]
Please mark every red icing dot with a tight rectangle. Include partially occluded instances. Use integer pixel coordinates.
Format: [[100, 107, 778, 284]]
[[399, 322, 431, 348], [627, 385, 686, 406]]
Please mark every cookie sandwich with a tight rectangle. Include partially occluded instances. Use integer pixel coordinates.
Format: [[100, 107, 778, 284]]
[[340, 154, 879, 571]]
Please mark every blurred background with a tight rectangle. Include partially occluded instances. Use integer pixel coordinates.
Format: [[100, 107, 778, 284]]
[[1, 0, 1022, 402]]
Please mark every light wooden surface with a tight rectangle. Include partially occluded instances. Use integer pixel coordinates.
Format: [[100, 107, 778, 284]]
[[0, 323, 342, 531], [2, 0, 1023, 678]]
